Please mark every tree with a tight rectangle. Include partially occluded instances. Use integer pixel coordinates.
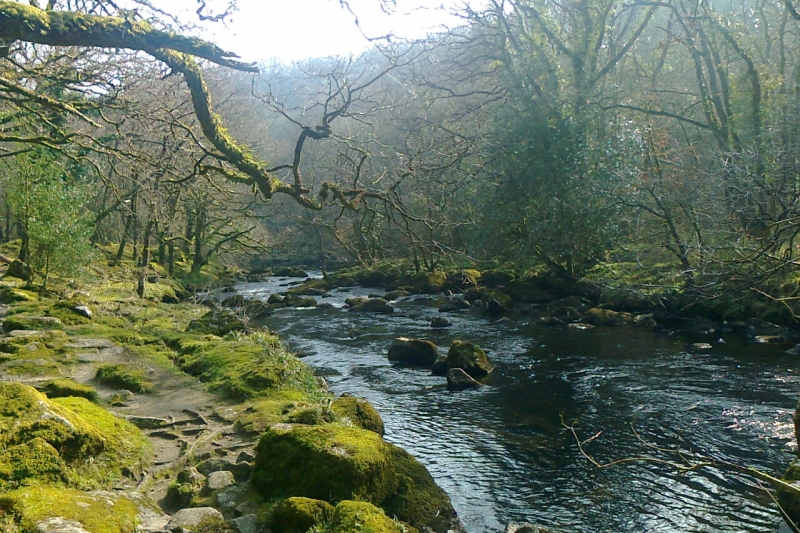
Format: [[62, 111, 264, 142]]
[[3, 149, 94, 288]]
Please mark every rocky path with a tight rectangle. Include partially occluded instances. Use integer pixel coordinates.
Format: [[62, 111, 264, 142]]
[[0, 328, 260, 533]]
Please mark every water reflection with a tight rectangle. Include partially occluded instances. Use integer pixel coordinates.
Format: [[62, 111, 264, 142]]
[[238, 277, 794, 533]]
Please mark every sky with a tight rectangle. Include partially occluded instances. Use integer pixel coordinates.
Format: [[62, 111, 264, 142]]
[[196, 0, 478, 63]]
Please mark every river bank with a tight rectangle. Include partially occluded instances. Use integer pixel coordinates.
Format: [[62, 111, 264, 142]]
[[0, 256, 462, 533]]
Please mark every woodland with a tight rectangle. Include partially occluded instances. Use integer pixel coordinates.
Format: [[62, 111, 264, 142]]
[[0, 0, 799, 320]]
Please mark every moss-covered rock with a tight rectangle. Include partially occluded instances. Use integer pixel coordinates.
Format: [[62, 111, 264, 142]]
[[286, 279, 329, 295], [329, 500, 417, 533], [6, 260, 32, 282], [0, 383, 149, 487], [41, 378, 99, 403], [409, 271, 447, 294], [95, 364, 153, 394], [166, 467, 206, 507], [252, 424, 397, 505], [0, 486, 138, 533], [0, 287, 37, 304], [252, 424, 460, 533], [284, 294, 318, 308], [268, 497, 335, 533], [352, 298, 393, 314], [186, 309, 246, 336], [446, 340, 493, 378], [387, 338, 439, 367], [3, 315, 63, 332], [273, 266, 309, 278], [479, 269, 516, 288], [332, 395, 385, 436], [0, 437, 67, 488], [447, 269, 481, 290]]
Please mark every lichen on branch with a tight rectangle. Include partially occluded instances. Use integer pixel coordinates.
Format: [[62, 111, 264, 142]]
[[0, 1, 257, 72]]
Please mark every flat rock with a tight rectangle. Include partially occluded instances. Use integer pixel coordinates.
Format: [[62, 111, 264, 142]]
[[35, 517, 91, 533], [206, 470, 236, 491], [64, 338, 115, 349], [165, 507, 223, 532], [231, 514, 258, 533]]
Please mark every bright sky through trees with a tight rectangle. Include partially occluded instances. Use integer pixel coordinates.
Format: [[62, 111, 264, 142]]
[[198, 0, 478, 63]]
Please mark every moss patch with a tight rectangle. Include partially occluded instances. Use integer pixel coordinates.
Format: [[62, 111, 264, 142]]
[[0, 383, 150, 488], [95, 364, 153, 394], [252, 424, 397, 505], [0, 437, 67, 489], [332, 396, 385, 436], [0, 486, 138, 533], [268, 497, 334, 533], [41, 378, 99, 403], [329, 500, 417, 533]]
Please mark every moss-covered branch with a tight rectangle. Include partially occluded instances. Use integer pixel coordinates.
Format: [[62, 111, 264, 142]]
[[0, 1, 257, 72]]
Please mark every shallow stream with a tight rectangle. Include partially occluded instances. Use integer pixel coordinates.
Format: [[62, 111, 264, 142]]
[[237, 274, 799, 533]]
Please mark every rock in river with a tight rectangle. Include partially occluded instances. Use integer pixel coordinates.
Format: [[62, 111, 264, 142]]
[[387, 338, 440, 367]]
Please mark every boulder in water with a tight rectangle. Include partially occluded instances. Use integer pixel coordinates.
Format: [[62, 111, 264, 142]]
[[446, 340, 493, 378], [446, 368, 483, 391], [430, 317, 452, 328], [352, 298, 393, 314], [387, 338, 440, 367]]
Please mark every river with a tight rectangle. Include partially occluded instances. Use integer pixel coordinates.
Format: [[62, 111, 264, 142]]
[[237, 274, 799, 533]]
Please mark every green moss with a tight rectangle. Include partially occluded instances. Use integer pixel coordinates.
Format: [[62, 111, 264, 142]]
[[0, 486, 138, 533], [234, 390, 311, 434], [194, 515, 236, 533], [4, 360, 62, 377], [2, 315, 64, 332], [409, 271, 447, 294], [268, 497, 335, 533], [0, 437, 67, 489], [252, 424, 397, 505], [329, 501, 416, 533], [286, 279, 330, 295], [446, 340, 493, 378], [0, 383, 149, 488], [0, 288, 38, 304], [381, 446, 457, 533], [51, 396, 151, 486], [95, 364, 153, 394], [332, 396, 385, 436], [172, 331, 321, 401], [41, 378, 99, 403]]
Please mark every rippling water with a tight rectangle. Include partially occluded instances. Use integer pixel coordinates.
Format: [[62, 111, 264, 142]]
[[237, 276, 799, 533]]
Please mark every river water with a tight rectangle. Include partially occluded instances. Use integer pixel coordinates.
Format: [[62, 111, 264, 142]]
[[237, 275, 799, 533]]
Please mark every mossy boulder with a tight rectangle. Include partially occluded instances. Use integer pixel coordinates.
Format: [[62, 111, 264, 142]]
[[352, 298, 393, 314], [6, 260, 32, 282], [252, 424, 460, 532], [0, 383, 149, 486], [0, 286, 37, 304], [187, 309, 246, 336], [0, 437, 67, 488], [273, 266, 309, 278], [252, 424, 397, 505], [409, 271, 447, 294], [3, 315, 63, 332], [479, 269, 516, 288], [446, 340, 493, 378], [583, 308, 631, 326], [0, 486, 138, 533], [286, 279, 329, 296], [381, 446, 458, 533], [268, 497, 335, 533], [329, 500, 417, 533], [41, 378, 99, 403], [332, 395, 385, 436], [387, 338, 440, 367], [447, 269, 481, 290], [284, 294, 318, 308]]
